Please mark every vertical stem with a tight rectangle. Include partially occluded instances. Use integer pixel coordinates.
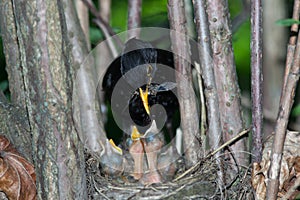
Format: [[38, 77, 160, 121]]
[[75, 0, 90, 50], [167, 0, 202, 168], [266, 0, 300, 199], [206, 0, 247, 167], [127, 0, 142, 39], [192, 0, 225, 195], [250, 0, 263, 163], [282, 0, 300, 94]]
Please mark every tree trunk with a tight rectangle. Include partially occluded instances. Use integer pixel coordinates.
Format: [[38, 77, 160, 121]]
[[1, 0, 88, 198]]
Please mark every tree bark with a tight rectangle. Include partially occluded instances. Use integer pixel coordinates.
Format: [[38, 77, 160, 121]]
[[6, 0, 88, 198], [192, 0, 225, 195], [168, 0, 202, 168], [250, 0, 263, 163], [0, 1, 26, 108], [206, 0, 247, 167], [266, 1, 300, 199]]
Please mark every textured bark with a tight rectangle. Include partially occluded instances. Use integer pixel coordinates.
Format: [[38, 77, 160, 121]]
[[0, 94, 32, 163], [206, 0, 247, 167], [0, 1, 26, 108], [250, 0, 263, 163], [192, 0, 225, 194], [168, 0, 202, 168], [0, 1, 32, 162], [8, 0, 87, 198]]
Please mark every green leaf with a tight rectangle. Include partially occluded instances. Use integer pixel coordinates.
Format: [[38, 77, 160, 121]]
[[292, 104, 300, 117], [275, 19, 300, 26]]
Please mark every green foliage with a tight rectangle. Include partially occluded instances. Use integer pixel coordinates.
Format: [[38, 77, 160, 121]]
[[276, 18, 300, 26], [89, 27, 103, 45], [292, 104, 300, 117]]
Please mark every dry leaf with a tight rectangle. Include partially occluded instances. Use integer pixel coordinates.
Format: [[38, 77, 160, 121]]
[[0, 135, 36, 200], [252, 131, 300, 199]]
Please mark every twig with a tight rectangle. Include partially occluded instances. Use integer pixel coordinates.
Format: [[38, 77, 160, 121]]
[[92, 176, 111, 200], [93, 19, 118, 58], [173, 161, 201, 182], [266, 0, 300, 199], [174, 128, 249, 182], [250, 0, 263, 163], [282, 0, 300, 94], [208, 129, 250, 158], [81, 0, 123, 48]]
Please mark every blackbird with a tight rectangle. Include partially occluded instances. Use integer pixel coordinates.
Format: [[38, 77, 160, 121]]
[[102, 38, 179, 133]]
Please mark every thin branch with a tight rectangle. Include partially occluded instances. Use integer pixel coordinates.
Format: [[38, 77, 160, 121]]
[[75, 0, 90, 50], [206, 0, 247, 168], [192, 0, 225, 195], [282, 0, 300, 93], [81, 0, 123, 49], [167, 0, 202, 168], [174, 128, 249, 182], [250, 0, 263, 163], [208, 129, 249, 158], [81, 0, 115, 38], [99, 0, 111, 23], [127, 0, 142, 39], [63, 0, 106, 154], [93, 19, 118, 57], [266, 0, 300, 199]]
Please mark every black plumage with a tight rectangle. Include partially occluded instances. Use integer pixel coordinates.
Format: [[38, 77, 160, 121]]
[[102, 38, 179, 133]]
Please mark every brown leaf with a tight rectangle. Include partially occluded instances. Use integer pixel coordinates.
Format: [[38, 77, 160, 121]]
[[0, 135, 36, 200], [252, 131, 300, 199], [252, 162, 267, 199]]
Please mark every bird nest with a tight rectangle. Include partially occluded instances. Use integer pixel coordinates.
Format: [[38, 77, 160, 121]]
[[85, 150, 253, 200]]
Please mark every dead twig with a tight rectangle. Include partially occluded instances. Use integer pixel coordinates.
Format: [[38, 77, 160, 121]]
[[174, 128, 249, 182]]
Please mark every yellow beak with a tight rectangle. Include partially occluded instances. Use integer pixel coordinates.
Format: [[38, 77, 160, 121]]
[[139, 87, 150, 115], [131, 125, 141, 141], [109, 139, 123, 155]]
